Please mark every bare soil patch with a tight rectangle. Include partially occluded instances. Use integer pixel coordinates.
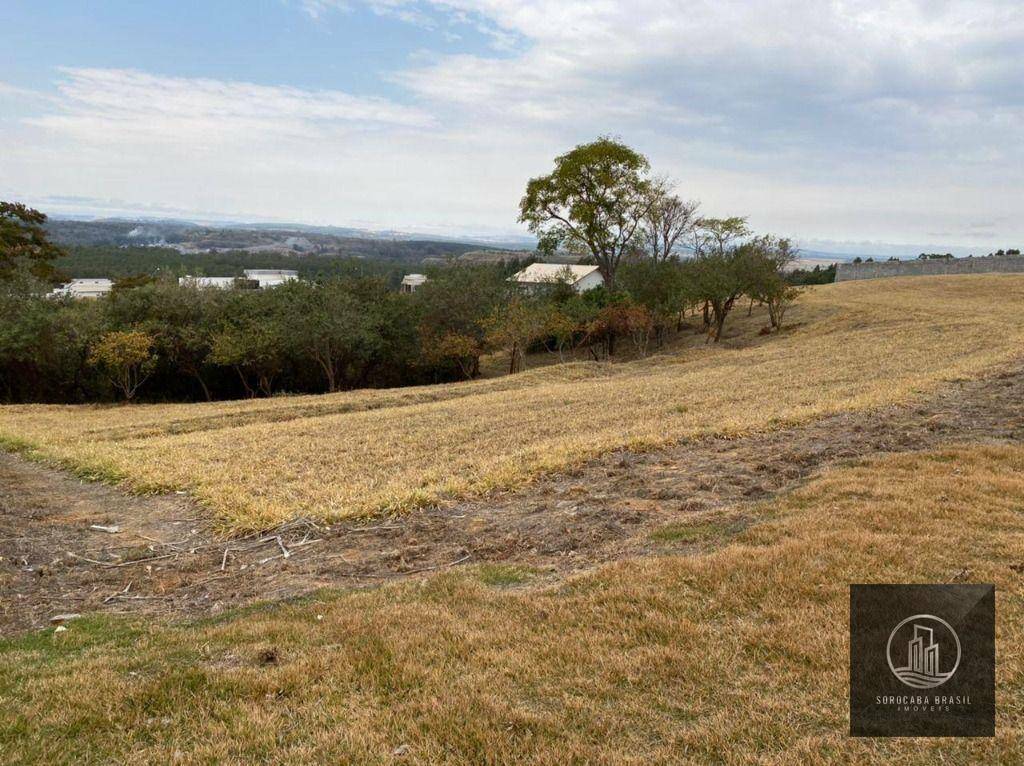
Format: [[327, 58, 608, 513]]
[[2, 365, 1022, 634]]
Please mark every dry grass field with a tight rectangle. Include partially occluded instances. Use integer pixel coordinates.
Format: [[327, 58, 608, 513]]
[[2, 442, 1022, 764], [1, 275, 1024, 529], [3, 274, 1024, 764]]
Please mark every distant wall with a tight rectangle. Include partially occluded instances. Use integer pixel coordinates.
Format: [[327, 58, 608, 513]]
[[836, 255, 1024, 282]]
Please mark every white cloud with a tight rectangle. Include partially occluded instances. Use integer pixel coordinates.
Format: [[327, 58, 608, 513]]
[[3, 2, 1023, 246], [27, 68, 434, 145]]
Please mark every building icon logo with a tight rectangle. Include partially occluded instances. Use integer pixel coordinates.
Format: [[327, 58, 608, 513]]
[[886, 614, 961, 689]]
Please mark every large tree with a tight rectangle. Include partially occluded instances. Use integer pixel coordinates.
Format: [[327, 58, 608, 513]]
[[0, 202, 65, 282], [519, 138, 654, 290]]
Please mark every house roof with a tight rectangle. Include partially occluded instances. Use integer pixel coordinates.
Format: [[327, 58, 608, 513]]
[[512, 263, 601, 285], [243, 269, 298, 278], [179, 276, 238, 288], [62, 279, 113, 292]]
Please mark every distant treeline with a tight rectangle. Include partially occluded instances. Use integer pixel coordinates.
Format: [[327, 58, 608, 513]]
[[46, 218, 491, 265], [785, 263, 836, 285], [54, 245, 411, 283], [1, 244, 800, 404]]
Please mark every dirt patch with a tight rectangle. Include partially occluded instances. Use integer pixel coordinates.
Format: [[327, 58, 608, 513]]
[[2, 365, 1023, 634]]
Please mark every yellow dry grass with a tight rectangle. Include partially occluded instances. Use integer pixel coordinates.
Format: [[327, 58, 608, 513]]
[[2, 442, 1022, 764], [1, 274, 1023, 528]]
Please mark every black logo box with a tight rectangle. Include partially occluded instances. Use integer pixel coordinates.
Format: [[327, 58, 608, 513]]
[[850, 584, 995, 737]]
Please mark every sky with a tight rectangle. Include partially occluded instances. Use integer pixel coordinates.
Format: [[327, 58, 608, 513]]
[[1, 0, 1022, 253]]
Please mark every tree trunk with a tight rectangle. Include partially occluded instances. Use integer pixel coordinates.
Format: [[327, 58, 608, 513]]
[[235, 367, 255, 398], [194, 373, 212, 402]]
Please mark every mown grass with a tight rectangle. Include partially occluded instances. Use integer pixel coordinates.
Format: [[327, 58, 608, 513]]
[[1, 275, 1023, 528], [649, 518, 732, 544], [2, 443, 1022, 764]]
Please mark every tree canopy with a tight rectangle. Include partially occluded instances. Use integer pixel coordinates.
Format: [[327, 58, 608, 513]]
[[0, 202, 65, 282], [519, 138, 654, 289]]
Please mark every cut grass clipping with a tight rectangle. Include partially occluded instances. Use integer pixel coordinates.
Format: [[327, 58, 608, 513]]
[[1, 275, 1023, 529], [2, 443, 1022, 764]]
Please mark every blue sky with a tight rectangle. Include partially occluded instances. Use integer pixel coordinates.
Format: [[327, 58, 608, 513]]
[[2, 1, 1022, 251]]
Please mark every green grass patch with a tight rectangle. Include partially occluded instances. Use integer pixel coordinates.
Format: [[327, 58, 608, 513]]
[[649, 519, 731, 544], [476, 563, 537, 587]]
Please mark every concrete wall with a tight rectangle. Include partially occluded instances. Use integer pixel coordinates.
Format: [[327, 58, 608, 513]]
[[836, 254, 1024, 282]]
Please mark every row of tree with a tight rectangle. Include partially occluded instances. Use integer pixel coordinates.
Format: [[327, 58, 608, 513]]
[[0, 240, 799, 403], [1, 138, 807, 403]]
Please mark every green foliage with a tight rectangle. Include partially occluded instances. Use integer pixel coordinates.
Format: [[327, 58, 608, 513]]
[[519, 138, 653, 288], [693, 216, 751, 257], [209, 290, 291, 397], [53, 245, 405, 284], [0, 202, 66, 282], [281, 279, 390, 392], [786, 263, 836, 285], [483, 295, 552, 373], [618, 258, 690, 338], [415, 265, 511, 379], [0, 189, 804, 401], [742, 236, 802, 331], [89, 330, 157, 401]]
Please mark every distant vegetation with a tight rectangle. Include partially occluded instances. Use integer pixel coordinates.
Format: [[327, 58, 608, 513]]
[[53, 245, 408, 282], [2, 138, 820, 404], [45, 218, 493, 264], [786, 263, 836, 285]]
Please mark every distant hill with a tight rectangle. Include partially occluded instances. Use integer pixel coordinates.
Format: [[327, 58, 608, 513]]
[[45, 218, 496, 267]]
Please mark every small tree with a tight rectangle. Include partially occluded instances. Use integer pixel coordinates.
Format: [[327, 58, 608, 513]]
[[618, 258, 689, 345], [600, 301, 655, 357], [415, 265, 509, 380], [484, 296, 550, 374], [682, 245, 757, 343], [424, 331, 484, 379], [744, 235, 802, 332], [519, 138, 654, 291], [209, 291, 289, 397], [543, 307, 578, 361], [89, 330, 156, 401], [283, 280, 383, 393], [693, 217, 751, 258], [642, 180, 700, 263]]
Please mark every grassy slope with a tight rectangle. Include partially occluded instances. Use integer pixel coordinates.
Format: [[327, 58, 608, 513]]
[[2, 443, 1022, 764], [1, 275, 1023, 529]]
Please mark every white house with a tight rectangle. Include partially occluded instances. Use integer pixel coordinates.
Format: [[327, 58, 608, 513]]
[[400, 273, 428, 293], [242, 269, 298, 288], [511, 263, 604, 293], [178, 276, 242, 289], [49, 278, 114, 300]]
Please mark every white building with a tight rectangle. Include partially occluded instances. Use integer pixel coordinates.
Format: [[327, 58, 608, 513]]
[[178, 276, 241, 289], [511, 263, 604, 293], [243, 269, 298, 288], [50, 278, 114, 300], [400, 273, 428, 293]]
